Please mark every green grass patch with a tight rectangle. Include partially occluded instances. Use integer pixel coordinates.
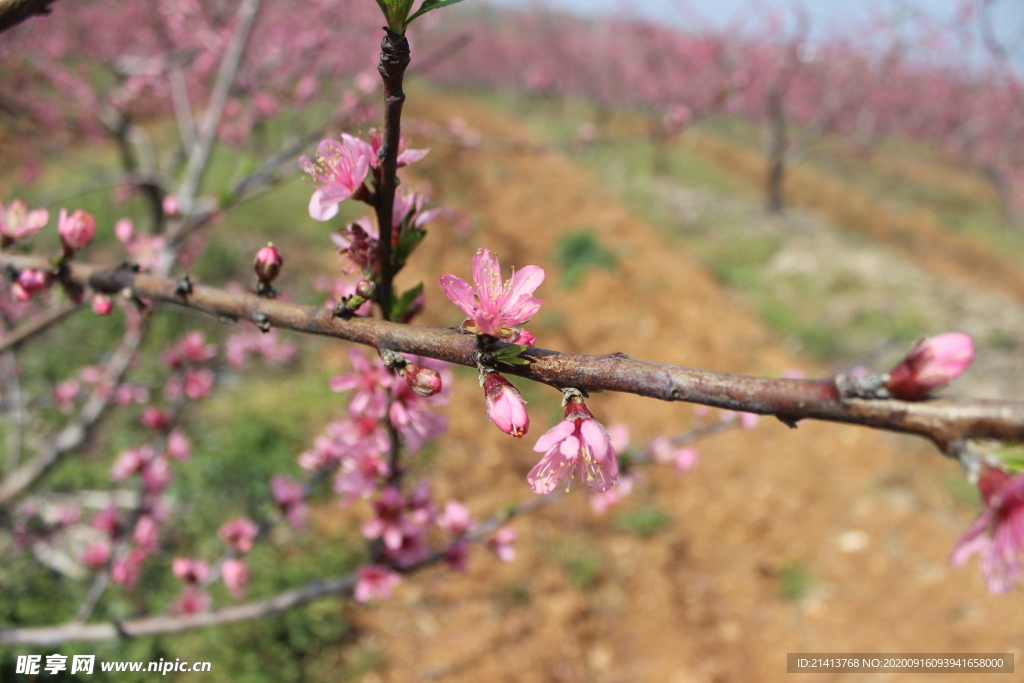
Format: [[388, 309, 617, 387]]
[[611, 506, 672, 537], [777, 560, 813, 601], [551, 228, 616, 289], [546, 538, 603, 590]]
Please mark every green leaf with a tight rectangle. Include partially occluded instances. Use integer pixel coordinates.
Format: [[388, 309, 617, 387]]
[[389, 282, 424, 321], [394, 227, 427, 270], [406, 0, 468, 25], [494, 344, 533, 366]]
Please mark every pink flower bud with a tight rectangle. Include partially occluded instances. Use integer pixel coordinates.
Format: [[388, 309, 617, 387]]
[[219, 517, 259, 554], [114, 218, 135, 244], [402, 363, 443, 397], [254, 243, 283, 284], [887, 333, 974, 400], [483, 373, 529, 438], [16, 269, 50, 300], [166, 429, 191, 461], [354, 565, 401, 602], [141, 406, 169, 431], [162, 194, 180, 216], [81, 540, 111, 569], [58, 208, 96, 251], [355, 278, 375, 299], [172, 557, 210, 584], [91, 294, 114, 315], [221, 558, 251, 600]]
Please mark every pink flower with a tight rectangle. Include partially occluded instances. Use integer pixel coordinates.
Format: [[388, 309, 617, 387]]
[[81, 540, 111, 569], [528, 401, 619, 495], [516, 330, 536, 346], [53, 379, 80, 413], [254, 243, 283, 284], [367, 129, 429, 167], [270, 475, 307, 529], [887, 333, 974, 400], [353, 565, 401, 602], [362, 487, 407, 550], [951, 468, 1024, 594], [14, 269, 50, 301], [174, 587, 211, 614], [111, 446, 150, 481], [483, 373, 529, 438], [91, 294, 114, 316], [175, 331, 218, 365], [329, 347, 391, 417], [172, 557, 210, 584], [401, 363, 443, 397], [141, 406, 169, 431], [437, 500, 474, 537], [439, 248, 544, 339], [141, 456, 172, 494], [445, 541, 470, 573], [91, 507, 121, 537], [57, 208, 96, 251], [0, 199, 48, 244], [111, 548, 146, 588], [166, 429, 191, 461], [221, 558, 250, 600], [487, 527, 518, 563], [183, 368, 215, 400], [299, 135, 373, 221], [162, 194, 181, 217], [133, 515, 160, 553], [219, 517, 259, 553]]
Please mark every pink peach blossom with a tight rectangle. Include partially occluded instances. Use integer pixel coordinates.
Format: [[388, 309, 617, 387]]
[[887, 333, 974, 400], [299, 135, 373, 221], [439, 248, 544, 339], [951, 468, 1024, 594], [0, 199, 48, 243], [483, 373, 529, 438], [528, 401, 619, 495], [353, 565, 401, 602]]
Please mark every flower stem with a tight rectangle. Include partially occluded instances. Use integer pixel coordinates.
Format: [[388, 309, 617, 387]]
[[374, 28, 411, 321]]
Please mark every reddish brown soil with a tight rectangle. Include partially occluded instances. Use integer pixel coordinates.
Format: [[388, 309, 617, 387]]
[[336, 95, 1023, 683]]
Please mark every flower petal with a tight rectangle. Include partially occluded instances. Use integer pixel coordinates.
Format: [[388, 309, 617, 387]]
[[309, 190, 340, 221], [471, 248, 502, 303], [439, 275, 478, 318], [532, 420, 575, 453]]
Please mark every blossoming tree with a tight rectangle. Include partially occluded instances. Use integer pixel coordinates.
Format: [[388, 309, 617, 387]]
[[2, 0, 1024, 670]]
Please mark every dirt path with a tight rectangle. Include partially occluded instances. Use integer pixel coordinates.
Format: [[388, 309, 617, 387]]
[[343, 94, 1024, 683]]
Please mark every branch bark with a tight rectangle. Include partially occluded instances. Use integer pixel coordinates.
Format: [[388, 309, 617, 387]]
[[0, 0, 56, 35], [3, 253, 1022, 454]]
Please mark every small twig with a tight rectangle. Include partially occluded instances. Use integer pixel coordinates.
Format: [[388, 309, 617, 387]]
[[0, 322, 146, 508], [0, 302, 78, 355], [173, 0, 262, 222]]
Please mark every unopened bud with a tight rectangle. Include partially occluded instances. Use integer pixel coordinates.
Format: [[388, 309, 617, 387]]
[[887, 333, 974, 400], [403, 363, 443, 397], [355, 279, 376, 299], [254, 243, 283, 284], [483, 373, 529, 438], [14, 268, 50, 300], [58, 209, 96, 252], [92, 294, 113, 316], [141, 406, 170, 431]]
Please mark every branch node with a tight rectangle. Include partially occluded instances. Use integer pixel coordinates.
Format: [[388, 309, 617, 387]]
[[253, 312, 271, 333], [834, 373, 890, 400], [173, 274, 193, 299]]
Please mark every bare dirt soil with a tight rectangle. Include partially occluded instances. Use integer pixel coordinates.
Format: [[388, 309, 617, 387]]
[[333, 94, 1024, 683]]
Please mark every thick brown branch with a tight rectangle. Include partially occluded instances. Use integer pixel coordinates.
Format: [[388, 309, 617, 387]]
[[3, 253, 1022, 452], [0, 0, 56, 35]]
